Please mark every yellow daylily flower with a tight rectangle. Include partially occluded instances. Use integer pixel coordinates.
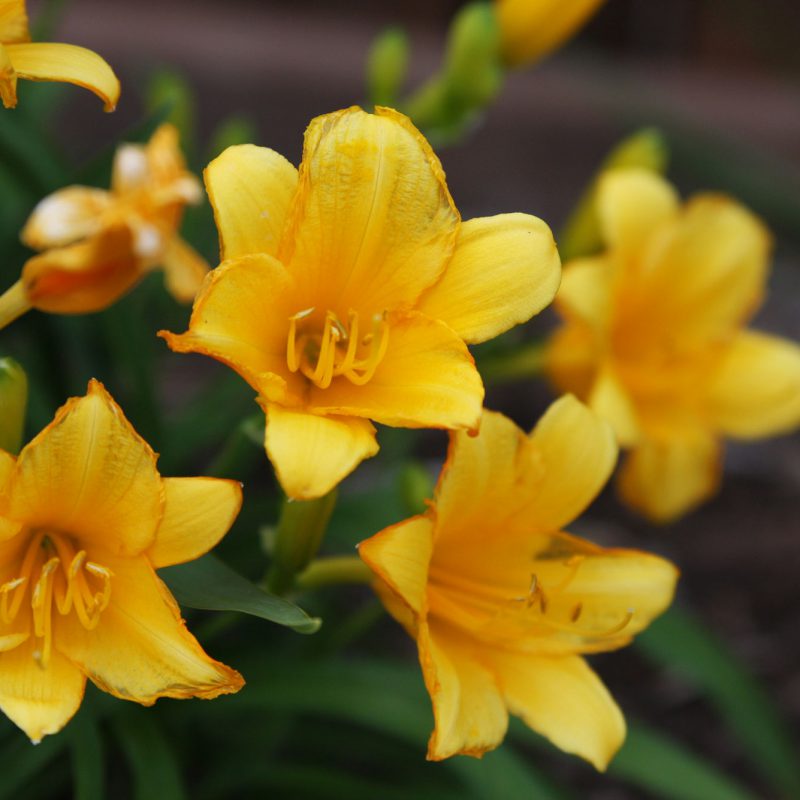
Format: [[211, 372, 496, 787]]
[[0, 124, 209, 329], [0, 380, 244, 742], [547, 168, 800, 522], [359, 397, 678, 767], [0, 0, 119, 110], [496, 0, 606, 68], [161, 106, 561, 500]]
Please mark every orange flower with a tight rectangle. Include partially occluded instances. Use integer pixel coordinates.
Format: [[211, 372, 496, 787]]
[[0, 381, 243, 742], [0, 125, 208, 329], [360, 397, 678, 767]]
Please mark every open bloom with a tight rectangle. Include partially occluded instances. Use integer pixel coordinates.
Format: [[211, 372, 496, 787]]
[[162, 106, 560, 500], [359, 397, 678, 767], [0, 380, 244, 742], [547, 169, 800, 522], [496, 0, 605, 68], [0, 124, 208, 330], [0, 0, 119, 110]]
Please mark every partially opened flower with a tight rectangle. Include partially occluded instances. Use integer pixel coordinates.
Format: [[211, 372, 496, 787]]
[[0, 0, 119, 110], [359, 397, 678, 767], [162, 106, 560, 500], [0, 124, 208, 329], [0, 380, 244, 742], [547, 168, 800, 522], [496, 0, 605, 68]]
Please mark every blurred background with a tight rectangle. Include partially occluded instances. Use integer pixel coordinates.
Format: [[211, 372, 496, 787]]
[[4, 1, 800, 798]]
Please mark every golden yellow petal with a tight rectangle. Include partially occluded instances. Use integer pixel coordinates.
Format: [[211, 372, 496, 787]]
[[0, 452, 20, 541], [21, 186, 111, 251], [545, 322, 599, 399], [0, 0, 30, 44], [596, 168, 679, 260], [20, 226, 141, 314], [0, 635, 85, 743], [639, 194, 771, 345], [497, 0, 605, 67], [489, 650, 625, 770], [58, 554, 243, 703], [9, 380, 163, 556], [205, 144, 298, 261], [554, 255, 614, 328], [587, 366, 640, 446], [148, 477, 242, 568], [4, 42, 119, 111], [415, 213, 560, 344], [421, 620, 508, 760], [526, 394, 617, 532], [358, 514, 434, 615], [617, 431, 721, 523], [0, 43, 18, 108], [160, 236, 210, 304], [280, 106, 459, 314], [160, 253, 302, 401], [308, 311, 483, 430], [263, 405, 379, 500], [707, 330, 800, 440]]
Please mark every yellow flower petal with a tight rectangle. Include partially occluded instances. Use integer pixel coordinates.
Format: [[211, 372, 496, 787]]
[[588, 366, 640, 446], [618, 432, 721, 523], [527, 394, 617, 532], [263, 405, 379, 500], [358, 515, 433, 615], [0, 449, 14, 492], [545, 322, 598, 399], [497, 0, 605, 67], [160, 236, 210, 303], [708, 331, 800, 440], [205, 144, 298, 261], [308, 311, 483, 430], [280, 106, 459, 314], [4, 42, 119, 111], [0, 0, 30, 44], [9, 380, 163, 556], [0, 636, 85, 742], [421, 620, 508, 760], [148, 477, 242, 569], [489, 650, 624, 770], [20, 226, 141, 314], [555, 255, 614, 328], [0, 43, 18, 108], [415, 213, 560, 344], [160, 253, 302, 401], [596, 169, 678, 260], [640, 194, 771, 345], [21, 186, 111, 251], [58, 554, 243, 703]]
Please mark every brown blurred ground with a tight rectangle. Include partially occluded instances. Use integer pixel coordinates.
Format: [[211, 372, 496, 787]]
[[31, 0, 800, 796]]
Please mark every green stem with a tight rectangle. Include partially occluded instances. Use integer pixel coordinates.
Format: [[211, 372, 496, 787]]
[[295, 556, 372, 592]]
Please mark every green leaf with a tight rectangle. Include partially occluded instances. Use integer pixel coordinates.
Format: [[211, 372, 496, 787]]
[[111, 711, 185, 800], [160, 554, 321, 634], [610, 720, 756, 800], [0, 733, 66, 800], [367, 27, 410, 108], [68, 713, 105, 800], [636, 607, 800, 798]]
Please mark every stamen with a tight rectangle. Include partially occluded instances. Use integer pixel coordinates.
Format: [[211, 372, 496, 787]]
[[345, 313, 389, 385], [31, 557, 59, 668], [287, 308, 315, 373]]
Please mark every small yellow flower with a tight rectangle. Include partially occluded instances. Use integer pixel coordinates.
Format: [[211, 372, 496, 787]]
[[0, 380, 244, 742], [0, 124, 208, 329], [359, 397, 678, 767], [547, 169, 800, 522], [496, 0, 605, 68], [162, 106, 561, 500], [0, 0, 119, 110]]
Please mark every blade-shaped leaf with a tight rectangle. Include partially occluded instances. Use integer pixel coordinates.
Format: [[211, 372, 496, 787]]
[[68, 713, 105, 800], [160, 553, 321, 634], [636, 607, 800, 798]]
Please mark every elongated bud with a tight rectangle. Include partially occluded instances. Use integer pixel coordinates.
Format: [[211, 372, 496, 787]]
[[367, 27, 409, 108], [0, 357, 28, 454], [266, 489, 338, 595], [560, 128, 669, 261], [399, 462, 434, 515]]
